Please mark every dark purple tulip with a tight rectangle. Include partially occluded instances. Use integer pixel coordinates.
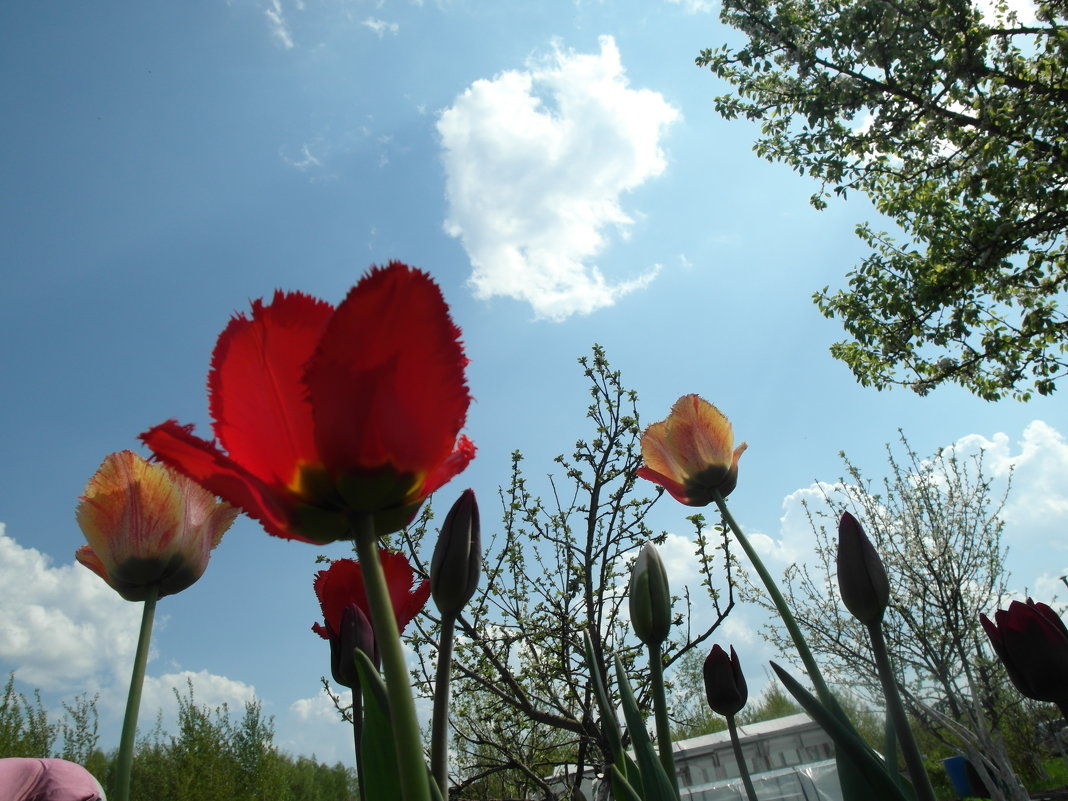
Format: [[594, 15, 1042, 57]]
[[981, 599, 1068, 704], [703, 644, 748, 716], [837, 512, 890, 625]]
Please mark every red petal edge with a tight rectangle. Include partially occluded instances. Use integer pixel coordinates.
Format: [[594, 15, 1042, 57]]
[[140, 420, 316, 544]]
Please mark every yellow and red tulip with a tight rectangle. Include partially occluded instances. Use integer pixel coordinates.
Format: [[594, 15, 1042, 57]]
[[141, 262, 475, 544], [75, 450, 237, 602], [637, 394, 747, 506]]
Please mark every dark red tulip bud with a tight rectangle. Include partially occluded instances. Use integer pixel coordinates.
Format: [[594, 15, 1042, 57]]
[[330, 604, 379, 689], [837, 512, 890, 625], [629, 543, 672, 647], [703, 644, 748, 716], [981, 599, 1068, 704], [431, 490, 481, 617]]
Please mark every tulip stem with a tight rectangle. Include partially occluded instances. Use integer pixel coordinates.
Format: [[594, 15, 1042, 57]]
[[352, 689, 365, 801], [727, 714, 760, 801], [115, 584, 158, 801], [867, 621, 937, 801], [352, 514, 431, 801], [647, 642, 679, 796], [431, 613, 457, 799], [712, 491, 834, 706]]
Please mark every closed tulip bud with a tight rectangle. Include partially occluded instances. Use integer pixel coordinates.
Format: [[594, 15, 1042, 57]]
[[837, 512, 890, 625], [431, 490, 481, 617], [330, 604, 379, 689], [703, 644, 748, 716], [629, 543, 671, 647]]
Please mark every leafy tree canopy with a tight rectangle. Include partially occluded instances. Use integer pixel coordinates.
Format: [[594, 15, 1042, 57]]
[[699, 0, 1068, 400]]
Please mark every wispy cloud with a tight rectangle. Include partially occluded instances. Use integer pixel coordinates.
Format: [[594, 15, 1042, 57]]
[[264, 0, 295, 49], [281, 142, 323, 171], [438, 35, 678, 321], [362, 17, 400, 37]]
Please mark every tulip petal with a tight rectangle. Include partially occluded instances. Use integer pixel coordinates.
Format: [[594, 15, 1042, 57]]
[[381, 550, 432, 628], [76, 451, 184, 571], [306, 263, 471, 483], [635, 465, 692, 505], [313, 551, 430, 639], [210, 290, 333, 488], [141, 420, 316, 543], [75, 545, 114, 587]]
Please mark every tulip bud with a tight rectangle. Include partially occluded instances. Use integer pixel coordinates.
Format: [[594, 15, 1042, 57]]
[[330, 604, 379, 689], [629, 543, 671, 646], [703, 644, 748, 716], [837, 512, 890, 625], [431, 490, 481, 617]]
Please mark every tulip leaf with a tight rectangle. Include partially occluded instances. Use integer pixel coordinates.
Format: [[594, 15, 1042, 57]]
[[614, 656, 680, 801], [353, 649, 403, 801], [610, 764, 646, 801], [583, 631, 624, 758], [770, 662, 912, 801]]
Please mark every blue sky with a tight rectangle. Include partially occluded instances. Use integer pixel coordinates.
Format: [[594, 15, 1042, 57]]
[[2, 0, 1066, 765]]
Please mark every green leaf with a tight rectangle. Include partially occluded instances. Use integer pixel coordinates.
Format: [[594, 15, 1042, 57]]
[[611, 763, 646, 801], [353, 649, 404, 801], [770, 663, 912, 801], [614, 656, 679, 801]]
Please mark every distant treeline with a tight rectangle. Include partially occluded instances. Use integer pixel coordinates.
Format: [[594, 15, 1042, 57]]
[[0, 673, 358, 800]]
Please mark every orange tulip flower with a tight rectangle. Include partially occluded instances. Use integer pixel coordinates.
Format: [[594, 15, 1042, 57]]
[[637, 394, 747, 506], [141, 262, 475, 543], [75, 450, 237, 601]]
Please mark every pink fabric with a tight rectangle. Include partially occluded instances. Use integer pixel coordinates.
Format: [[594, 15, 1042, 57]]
[[0, 759, 103, 801]]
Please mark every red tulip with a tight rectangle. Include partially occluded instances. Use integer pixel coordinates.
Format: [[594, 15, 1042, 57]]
[[141, 262, 475, 543], [75, 451, 237, 601], [312, 552, 430, 685], [637, 394, 747, 506], [981, 599, 1068, 704]]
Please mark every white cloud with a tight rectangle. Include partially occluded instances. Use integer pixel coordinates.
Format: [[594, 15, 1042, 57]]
[[0, 525, 260, 740], [265, 0, 295, 49], [362, 17, 400, 37], [0, 524, 141, 688], [744, 421, 1068, 613], [438, 35, 678, 320], [290, 687, 351, 723], [664, 0, 717, 12], [139, 670, 258, 726]]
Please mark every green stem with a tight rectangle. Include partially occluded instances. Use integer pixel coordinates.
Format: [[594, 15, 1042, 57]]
[[115, 584, 158, 801], [352, 687, 365, 801], [647, 642, 679, 797], [352, 513, 431, 801], [712, 490, 834, 706], [431, 613, 456, 800], [867, 621, 937, 801], [727, 714, 759, 801]]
